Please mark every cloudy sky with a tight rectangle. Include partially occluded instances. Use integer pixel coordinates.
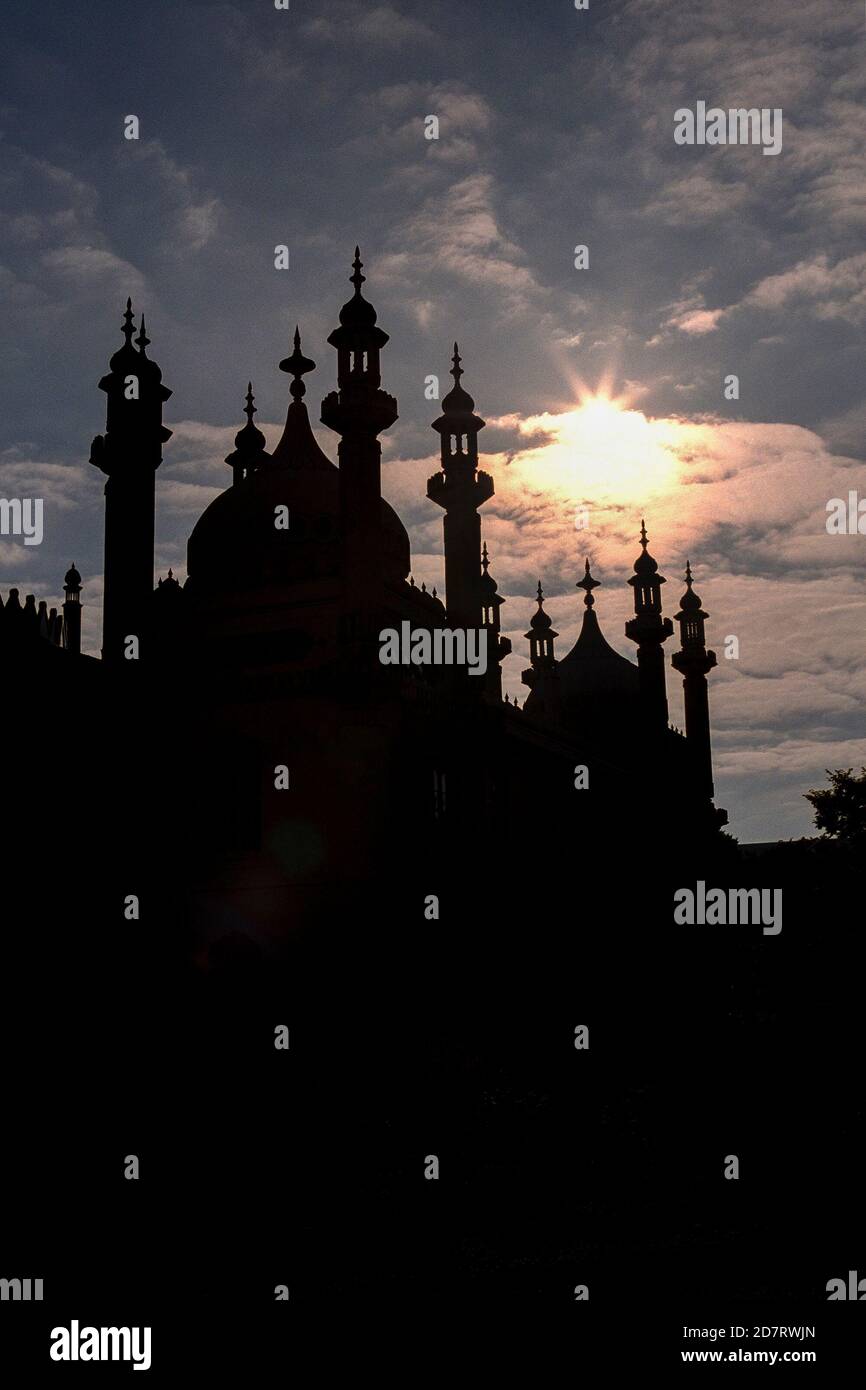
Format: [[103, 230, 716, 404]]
[[2, 0, 864, 840]]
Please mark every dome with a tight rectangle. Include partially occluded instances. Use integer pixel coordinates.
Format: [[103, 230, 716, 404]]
[[338, 248, 379, 329], [187, 405, 410, 591], [108, 301, 140, 374], [556, 607, 640, 698], [64, 563, 81, 589], [633, 519, 659, 575], [678, 561, 703, 610]]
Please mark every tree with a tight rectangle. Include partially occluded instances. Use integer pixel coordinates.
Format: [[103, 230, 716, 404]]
[[804, 767, 866, 846]]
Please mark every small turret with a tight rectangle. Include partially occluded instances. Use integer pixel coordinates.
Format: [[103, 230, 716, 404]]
[[671, 561, 718, 799]]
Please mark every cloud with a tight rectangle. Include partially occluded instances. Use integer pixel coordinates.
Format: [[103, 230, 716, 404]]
[[302, 2, 435, 47], [119, 141, 222, 252]]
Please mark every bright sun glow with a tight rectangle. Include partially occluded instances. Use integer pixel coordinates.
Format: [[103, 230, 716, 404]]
[[506, 390, 686, 508]]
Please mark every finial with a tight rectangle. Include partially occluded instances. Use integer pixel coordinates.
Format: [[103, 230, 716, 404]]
[[536, 580, 544, 605], [122, 297, 135, 344], [432, 586, 437, 599], [135, 315, 150, 354], [168, 568, 173, 580], [244, 382, 256, 424], [576, 557, 601, 608], [685, 559, 693, 586], [451, 342, 463, 384], [279, 325, 316, 400], [640, 518, 648, 549], [481, 541, 490, 573], [350, 246, 365, 293]]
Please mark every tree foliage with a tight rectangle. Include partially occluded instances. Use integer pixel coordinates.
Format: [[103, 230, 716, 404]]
[[804, 767, 866, 845]]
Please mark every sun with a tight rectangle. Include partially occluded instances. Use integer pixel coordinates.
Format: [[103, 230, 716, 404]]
[[505, 388, 685, 509]]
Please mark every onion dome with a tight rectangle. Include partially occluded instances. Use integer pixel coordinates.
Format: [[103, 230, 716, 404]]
[[633, 518, 659, 575], [108, 298, 141, 373], [678, 559, 703, 610], [528, 580, 553, 632], [225, 383, 268, 482], [64, 562, 82, 591], [338, 247, 379, 328], [441, 344, 476, 416], [432, 343, 486, 439]]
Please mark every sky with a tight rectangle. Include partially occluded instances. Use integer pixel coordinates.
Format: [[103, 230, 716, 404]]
[[1, 0, 864, 841]]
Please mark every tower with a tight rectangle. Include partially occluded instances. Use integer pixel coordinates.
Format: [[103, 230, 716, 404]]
[[427, 345, 494, 630], [62, 563, 82, 655], [90, 301, 172, 661], [478, 542, 511, 700], [521, 581, 558, 690], [321, 249, 398, 642], [671, 561, 717, 799], [625, 519, 673, 731]]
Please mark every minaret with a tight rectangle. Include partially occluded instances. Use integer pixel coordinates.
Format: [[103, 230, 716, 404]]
[[478, 541, 511, 699], [321, 249, 397, 631], [62, 563, 82, 655], [671, 561, 717, 798], [225, 383, 269, 485], [427, 345, 494, 630], [521, 581, 558, 691], [90, 301, 172, 661], [625, 519, 673, 731]]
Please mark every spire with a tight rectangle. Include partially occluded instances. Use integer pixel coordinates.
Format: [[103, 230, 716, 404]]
[[108, 297, 140, 373], [432, 342, 485, 465], [135, 317, 150, 354], [674, 561, 711, 646], [634, 517, 659, 575], [323, 246, 392, 397], [479, 541, 503, 626], [225, 381, 269, 483], [440, 342, 477, 418], [272, 327, 332, 470], [524, 578, 558, 675], [279, 325, 316, 401], [350, 245, 365, 292], [679, 559, 702, 611], [336, 245, 379, 330], [577, 557, 601, 608]]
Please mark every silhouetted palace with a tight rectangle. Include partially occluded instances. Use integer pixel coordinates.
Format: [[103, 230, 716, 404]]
[[2, 251, 729, 969]]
